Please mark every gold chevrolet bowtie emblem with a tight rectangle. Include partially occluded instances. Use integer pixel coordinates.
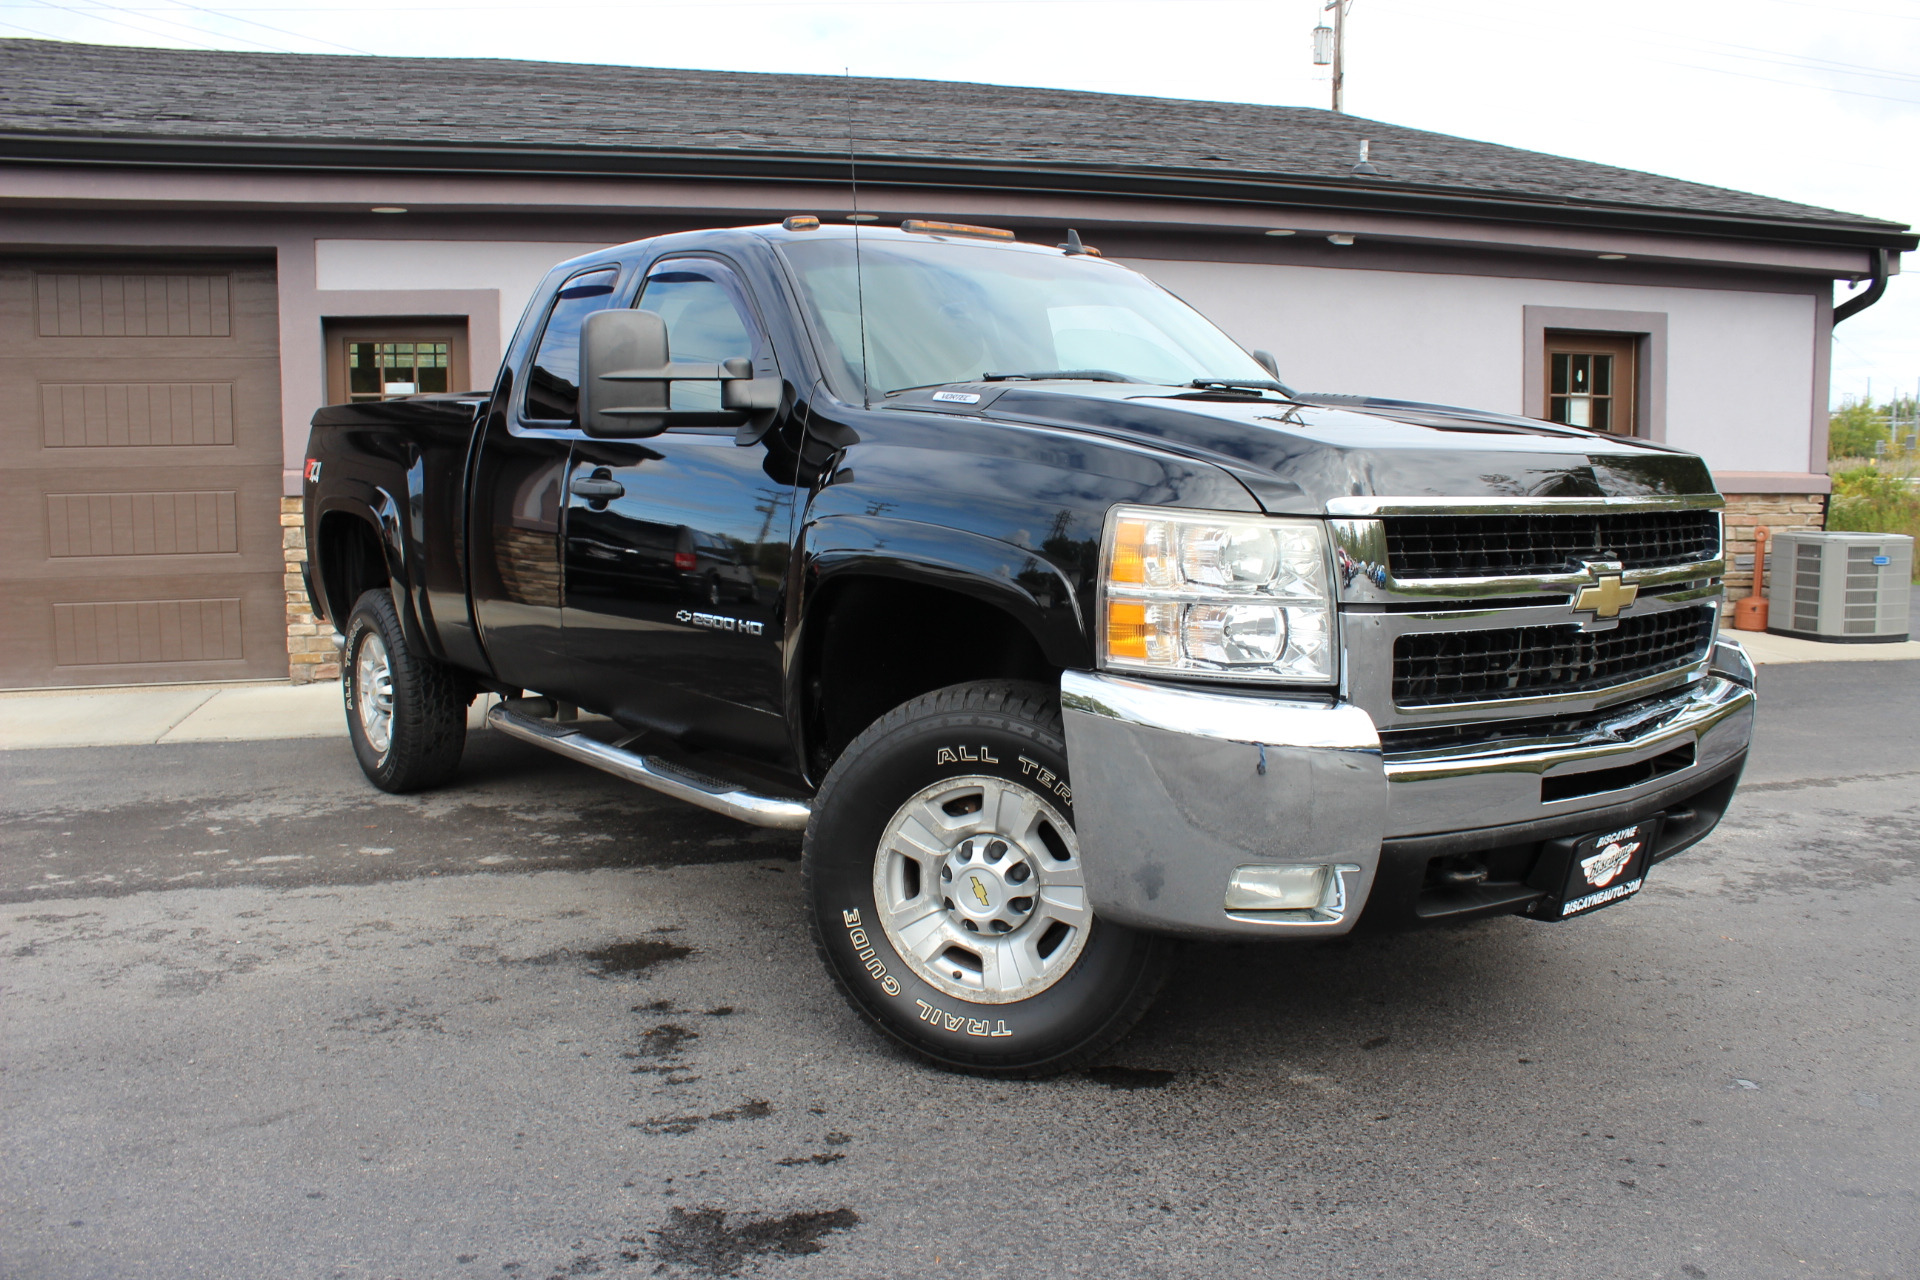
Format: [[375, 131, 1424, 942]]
[[1573, 573, 1639, 618], [969, 876, 991, 907]]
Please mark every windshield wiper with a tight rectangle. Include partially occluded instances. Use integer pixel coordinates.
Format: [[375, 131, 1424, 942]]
[[1186, 378, 1288, 394], [981, 370, 1143, 383], [884, 381, 972, 397]]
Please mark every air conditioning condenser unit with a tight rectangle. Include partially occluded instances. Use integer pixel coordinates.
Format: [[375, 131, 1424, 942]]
[[1766, 530, 1912, 643]]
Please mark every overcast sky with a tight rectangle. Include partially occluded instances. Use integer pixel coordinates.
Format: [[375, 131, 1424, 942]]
[[5, 0, 1915, 408]]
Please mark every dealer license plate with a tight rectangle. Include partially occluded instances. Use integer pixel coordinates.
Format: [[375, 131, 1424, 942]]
[[1530, 819, 1660, 921]]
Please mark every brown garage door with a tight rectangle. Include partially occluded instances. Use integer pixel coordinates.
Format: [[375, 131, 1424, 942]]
[[0, 259, 287, 688]]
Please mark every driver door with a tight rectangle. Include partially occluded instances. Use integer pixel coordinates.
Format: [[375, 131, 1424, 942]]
[[561, 257, 802, 762]]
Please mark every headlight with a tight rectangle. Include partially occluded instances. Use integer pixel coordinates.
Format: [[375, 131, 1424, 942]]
[[1100, 505, 1336, 683]]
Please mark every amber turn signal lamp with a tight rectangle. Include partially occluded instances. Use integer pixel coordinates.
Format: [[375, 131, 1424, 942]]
[[1108, 517, 1149, 586], [781, 215, 821, 231], [1106, 601, 1151, 660]]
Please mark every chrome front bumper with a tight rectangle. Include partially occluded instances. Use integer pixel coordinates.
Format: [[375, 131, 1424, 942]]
[[1059, 640, 1756, 940]]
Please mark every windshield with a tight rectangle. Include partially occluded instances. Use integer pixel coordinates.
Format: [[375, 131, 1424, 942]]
[[777, 235, 1273, 398]]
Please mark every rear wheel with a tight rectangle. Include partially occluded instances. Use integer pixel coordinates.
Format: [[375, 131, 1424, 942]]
[[803, 680, 1170, 1076], [342, 589, 468, 793]]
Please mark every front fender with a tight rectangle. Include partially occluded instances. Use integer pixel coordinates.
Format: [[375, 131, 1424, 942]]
[[798, 513, 1089, 670]]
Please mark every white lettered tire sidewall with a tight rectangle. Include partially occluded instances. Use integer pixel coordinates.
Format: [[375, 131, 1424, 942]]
[[803, 681, 1168, 1076]]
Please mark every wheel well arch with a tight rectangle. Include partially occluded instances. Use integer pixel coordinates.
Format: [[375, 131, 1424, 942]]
[[799, 574, 1060, 781], [315, 509, 393, 628]]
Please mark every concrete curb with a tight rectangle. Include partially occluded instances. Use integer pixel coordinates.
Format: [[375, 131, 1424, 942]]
[[0, 681, 493, 751]]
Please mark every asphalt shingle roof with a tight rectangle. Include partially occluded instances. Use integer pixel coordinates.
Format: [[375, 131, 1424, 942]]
[[0, 37, 1906, 239]]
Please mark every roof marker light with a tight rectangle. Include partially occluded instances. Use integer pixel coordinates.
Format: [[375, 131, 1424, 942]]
[[1327, 233, 1356, 245], [370, 206, 407, 214], [901, 219, 1015, 241], [1598, 253, 1627, 260], [1264, 229, 1297, 236], [846, 213, 879, 223], [782, 215, 821, 231]]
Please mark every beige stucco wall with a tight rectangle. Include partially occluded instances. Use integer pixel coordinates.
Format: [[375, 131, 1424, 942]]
[[314, 238, 613, 355], [1128, 257, 1822, 479]]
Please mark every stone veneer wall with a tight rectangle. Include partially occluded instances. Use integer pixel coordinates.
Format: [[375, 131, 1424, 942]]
[[283, 496, 340, 683], [1722, 491, 1828, 600]]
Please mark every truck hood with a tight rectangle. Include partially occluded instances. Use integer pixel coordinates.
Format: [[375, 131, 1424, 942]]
[[885, 382, 1714, 514]]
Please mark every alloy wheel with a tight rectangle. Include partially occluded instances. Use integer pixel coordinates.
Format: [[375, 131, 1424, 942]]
[[872, 774, 1091, 1004]]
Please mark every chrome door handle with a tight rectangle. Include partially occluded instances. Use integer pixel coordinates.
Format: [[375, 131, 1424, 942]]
[[569, 475, 625, 500]]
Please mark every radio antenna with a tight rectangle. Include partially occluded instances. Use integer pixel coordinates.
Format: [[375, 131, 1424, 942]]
[[846, 69, 871, 409]]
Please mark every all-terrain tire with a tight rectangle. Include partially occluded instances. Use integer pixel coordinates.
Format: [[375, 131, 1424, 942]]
[[803, 679, 1171, 1077], [342, 588, 468, 793]]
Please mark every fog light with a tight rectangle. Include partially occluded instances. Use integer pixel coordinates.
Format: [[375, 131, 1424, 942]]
[[1225, 863, 1331, 911]]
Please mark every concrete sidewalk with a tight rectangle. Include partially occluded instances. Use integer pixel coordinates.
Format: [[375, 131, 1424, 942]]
[[1728, 627, 1920, 665], [0, 681, 493, 751], [1, 625, 1913, 751]]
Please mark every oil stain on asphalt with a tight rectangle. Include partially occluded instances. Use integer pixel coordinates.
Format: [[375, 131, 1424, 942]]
[[637, 1099, 773, 1136], [649, 1206, 860, 1276]]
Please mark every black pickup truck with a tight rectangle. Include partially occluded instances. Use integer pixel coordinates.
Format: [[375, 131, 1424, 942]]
[[303, 219, 1756, 1075]]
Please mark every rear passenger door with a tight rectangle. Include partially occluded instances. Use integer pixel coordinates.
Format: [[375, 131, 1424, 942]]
[[469, 265, 619, 694], [562, 256, 801, 761]]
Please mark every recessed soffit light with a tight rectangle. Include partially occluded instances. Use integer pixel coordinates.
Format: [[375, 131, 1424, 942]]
[[370, 206, 407, 214]]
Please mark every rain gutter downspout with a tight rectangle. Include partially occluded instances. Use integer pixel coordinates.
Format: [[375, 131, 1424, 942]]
[[1834, 248, 1891, 324]]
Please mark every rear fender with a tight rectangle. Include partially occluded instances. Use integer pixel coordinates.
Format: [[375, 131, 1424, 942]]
[[315, 485, 435, 659]]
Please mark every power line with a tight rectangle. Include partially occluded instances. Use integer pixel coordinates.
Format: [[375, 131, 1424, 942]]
[[147, 0, 372, 54], [31, 0, 295, 51]]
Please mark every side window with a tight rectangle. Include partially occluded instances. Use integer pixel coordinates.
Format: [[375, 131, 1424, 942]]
[[635, 265, 761, 413], [524, 267, 618, 424]]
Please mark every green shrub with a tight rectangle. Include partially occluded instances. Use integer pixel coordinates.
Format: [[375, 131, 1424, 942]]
[[1828, 395, 1917, 462], [1828, 463, 1920, 580], [1829, 400, 1888, 459]]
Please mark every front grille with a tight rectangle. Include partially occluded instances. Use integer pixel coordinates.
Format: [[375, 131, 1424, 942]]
[[1376, 688, 1690, 756], [1394, 606, 1715, 707], [1383, 511, 1719, 579]]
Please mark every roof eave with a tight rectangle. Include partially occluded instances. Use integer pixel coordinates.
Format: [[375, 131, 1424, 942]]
[[1, 131, 1912, 253]]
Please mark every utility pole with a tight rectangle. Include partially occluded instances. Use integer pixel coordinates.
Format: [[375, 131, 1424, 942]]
[[1314, 0, 1350, 113]]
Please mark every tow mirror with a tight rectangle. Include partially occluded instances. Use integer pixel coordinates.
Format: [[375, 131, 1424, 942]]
[[579, 309, 765, 438]]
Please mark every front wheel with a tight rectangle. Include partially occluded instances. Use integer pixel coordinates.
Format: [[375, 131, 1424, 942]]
[[803, 680, 1170, 1076], [342, 589, 468, 793]]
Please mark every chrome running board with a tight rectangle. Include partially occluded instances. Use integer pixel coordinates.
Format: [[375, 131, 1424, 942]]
[[486, 702, 812, 830]]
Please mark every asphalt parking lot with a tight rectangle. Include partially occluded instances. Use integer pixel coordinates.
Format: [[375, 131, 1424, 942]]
[[3, 661, 1917, 1280]]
